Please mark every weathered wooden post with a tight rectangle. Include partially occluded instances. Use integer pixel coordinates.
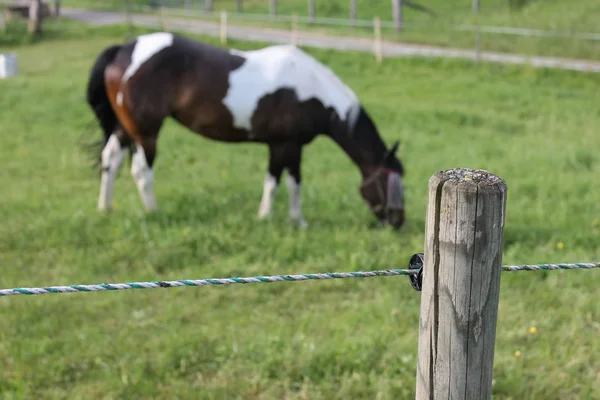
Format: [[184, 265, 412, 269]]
[[349, 0, 356, 27], [473, 0, 480, 13], [269, 0, 276, 19], [308, 0, 315, 24], [54, 0, 61, 17], [236, 0, 243, 13], [416, 168, 507, 400]]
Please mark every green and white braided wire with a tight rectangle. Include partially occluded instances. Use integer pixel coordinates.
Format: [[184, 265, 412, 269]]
[[501, 262, 600, 272], [0, 269, 416, 297], [1, 262, 598, 298]]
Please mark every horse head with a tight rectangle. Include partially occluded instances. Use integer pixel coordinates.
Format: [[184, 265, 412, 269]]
[[359, 140, 405, 229]]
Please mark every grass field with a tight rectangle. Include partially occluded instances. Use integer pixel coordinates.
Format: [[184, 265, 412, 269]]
[[60, 0, 600, 61], [1, 22, 600, 399]]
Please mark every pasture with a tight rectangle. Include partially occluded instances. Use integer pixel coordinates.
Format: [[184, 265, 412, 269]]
[[1, 23, 600, 399]]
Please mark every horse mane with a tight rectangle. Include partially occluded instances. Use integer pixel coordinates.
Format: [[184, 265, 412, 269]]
[[345, 105, 404, 174]]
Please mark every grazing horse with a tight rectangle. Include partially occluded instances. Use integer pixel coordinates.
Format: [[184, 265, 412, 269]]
[[86, 32, 406, 229]]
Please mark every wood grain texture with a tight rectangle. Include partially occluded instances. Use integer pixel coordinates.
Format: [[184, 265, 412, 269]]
[[416, 168, 507, 400]]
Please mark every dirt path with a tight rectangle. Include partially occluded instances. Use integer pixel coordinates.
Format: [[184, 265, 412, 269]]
[[62, 7, 600, 73]]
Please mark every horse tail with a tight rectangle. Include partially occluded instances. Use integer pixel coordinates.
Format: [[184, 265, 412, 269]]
[[82, 43, 123, 169]]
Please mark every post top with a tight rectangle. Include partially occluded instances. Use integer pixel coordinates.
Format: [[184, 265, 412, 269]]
[[435, 168, 505, 186]]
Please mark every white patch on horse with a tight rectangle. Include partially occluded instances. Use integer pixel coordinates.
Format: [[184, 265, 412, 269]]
[[98, 134, 128, 210], [122, 32, 174, 83], [258, 173, 278, 219], [223, 45, 360, 131], [287, 174, 307, 228], [131, 144, 157, 211]]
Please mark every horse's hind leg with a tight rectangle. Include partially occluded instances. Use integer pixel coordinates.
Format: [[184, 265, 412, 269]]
[[258, 142, 307, 228], [131, 135, 159, 211], [98, 130, 129, 211], [283, 144, 307, 228], [258, 143, 285, 219]]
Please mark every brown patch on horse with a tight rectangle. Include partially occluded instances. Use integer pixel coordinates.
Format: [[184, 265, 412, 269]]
[[104, 64, 140, 142]]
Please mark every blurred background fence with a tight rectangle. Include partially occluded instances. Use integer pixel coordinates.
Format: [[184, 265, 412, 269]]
[[3, 0, 600, 61]]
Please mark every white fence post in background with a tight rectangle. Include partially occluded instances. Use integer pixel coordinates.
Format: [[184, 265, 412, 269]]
[[308, 0, 315, 24], [416, 168, 507, 400], [373, 16, 382, 64], [220, 10, 227, 44], [159, 6, 168, 32], [291, 12, 298, 46], [392, 0, 402, 32], [204, 0, 213, 13]]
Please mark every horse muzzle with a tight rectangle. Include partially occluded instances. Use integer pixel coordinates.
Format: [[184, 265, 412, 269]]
[[386, 207, 405, 230]]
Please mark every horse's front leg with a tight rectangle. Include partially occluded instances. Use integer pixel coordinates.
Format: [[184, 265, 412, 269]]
[[98, 132, 129, 211], [131, 137, 158, 212]]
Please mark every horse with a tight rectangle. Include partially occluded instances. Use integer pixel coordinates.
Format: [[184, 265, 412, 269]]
[[85, 31, 406, 229]]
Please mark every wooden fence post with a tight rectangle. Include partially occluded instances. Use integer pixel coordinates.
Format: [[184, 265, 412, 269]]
[[373, 16, 382, 64], [125, 0, 133, 39], [349, 0, 356, 27], [54, 0, 60, 16], [28, 0, 43, 35], [473, 0, 480, 13], [159, 6, 168, 32], [205, 0, 213, 13], [308, 0, 315, 24], [475, 24, 482, 62], [291, 12, 298, 46], [269, 0, 276, 19], [416, 168, 507, 400], [236, 0, 243, 13], [220, 10, 227, 44], [392, 0, 402, 32]]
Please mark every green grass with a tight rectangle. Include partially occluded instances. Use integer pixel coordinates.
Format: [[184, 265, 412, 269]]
[[60, 0, 600, 61], [2, 22, 600, 399]]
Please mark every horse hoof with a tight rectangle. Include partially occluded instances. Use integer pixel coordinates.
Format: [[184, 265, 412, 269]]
[[295, 218, 309, 229]]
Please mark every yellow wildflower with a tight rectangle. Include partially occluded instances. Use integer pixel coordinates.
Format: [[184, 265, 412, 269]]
[[557, 242, 564, 250], [514, 351, 521, 357], [529, 326, 537, 334]]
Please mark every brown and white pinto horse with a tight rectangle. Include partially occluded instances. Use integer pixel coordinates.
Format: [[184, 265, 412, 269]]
[[86, 32, 405, 229]]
